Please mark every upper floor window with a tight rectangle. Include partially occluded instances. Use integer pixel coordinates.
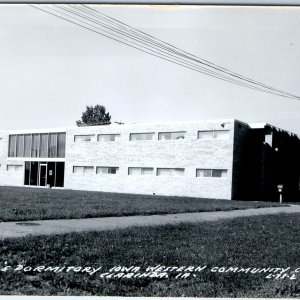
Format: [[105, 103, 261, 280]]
[[8, 132, 66, 158], [157, 168, 185, 176], [96, 167, 119, 174], [130, 133, 155, 141], [74, 135, 95, 142], [128, 167, 154, 175], [196, 169, 228, 178], [73, 166, 94, 174], [98, 134, 120, 142], [158, 131, 186, 140], [198, 130, 229, 140]]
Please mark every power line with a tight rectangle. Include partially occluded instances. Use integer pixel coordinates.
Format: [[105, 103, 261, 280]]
[[29, 4, 300, 100], [80, 4, 299, 99]]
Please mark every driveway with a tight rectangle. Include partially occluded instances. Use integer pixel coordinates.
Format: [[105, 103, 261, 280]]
[[1, 205, 300, 239]]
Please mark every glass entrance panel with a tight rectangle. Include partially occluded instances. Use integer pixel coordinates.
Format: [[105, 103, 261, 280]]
[[39, 164, 47, 186], [30, 162, 38, 186], [24, 161, 64, 187], [47, 162, 56, 187]]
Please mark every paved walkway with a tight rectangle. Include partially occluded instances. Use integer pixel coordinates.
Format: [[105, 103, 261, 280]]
[[1, 205, 300, 239]]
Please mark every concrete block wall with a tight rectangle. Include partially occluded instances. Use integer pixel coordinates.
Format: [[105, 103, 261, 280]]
[[64, 119, 235, 199]]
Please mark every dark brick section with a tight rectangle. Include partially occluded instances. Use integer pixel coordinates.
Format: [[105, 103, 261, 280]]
[[231, 120, 251, 200], [232, 121, 300, 202]]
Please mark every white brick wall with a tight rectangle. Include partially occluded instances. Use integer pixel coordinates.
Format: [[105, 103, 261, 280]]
[[0, 119, 235, 199], [64, 119, 235, 199]]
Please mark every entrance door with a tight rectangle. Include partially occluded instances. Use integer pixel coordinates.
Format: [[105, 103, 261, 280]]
[[39, 163, 47, 187]]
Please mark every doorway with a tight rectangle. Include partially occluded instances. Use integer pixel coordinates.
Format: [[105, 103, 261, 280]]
[[24, 161, 65, 187]]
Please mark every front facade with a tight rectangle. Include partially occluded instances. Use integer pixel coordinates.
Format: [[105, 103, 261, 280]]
[[0, 119, 299, 201]]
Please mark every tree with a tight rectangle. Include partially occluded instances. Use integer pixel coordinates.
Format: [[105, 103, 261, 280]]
[[76, 105, 111, 126]]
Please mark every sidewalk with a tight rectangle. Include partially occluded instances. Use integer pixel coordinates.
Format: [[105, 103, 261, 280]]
[[1, 205, 300, 239]]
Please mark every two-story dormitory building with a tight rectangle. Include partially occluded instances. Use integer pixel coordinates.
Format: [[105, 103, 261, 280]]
[[0, 119, 299, 202]]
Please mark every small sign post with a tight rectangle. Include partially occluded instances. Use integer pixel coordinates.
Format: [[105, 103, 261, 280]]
[[277, 184, 283, 203]]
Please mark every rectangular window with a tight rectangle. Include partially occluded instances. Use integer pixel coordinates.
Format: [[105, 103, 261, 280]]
[[196, 169, 228, 178], [9, 132, 65, 158], [8, 135, 16, 157], [198, 130, 230, 140], [197, 131, 213, 140], [158, 131, 186, 140], [48, 133, 58, 158], [31, 134, 40, 157], [128, 167, 154, 175], [98, 134, 120, 142], [74, 135, 95, 142], [212, 169, 228, 177], [73, 166, 94, 174], [39, 133, 48, 157], [16, 135, 24, 157], [130, 133, 155, 141], [96, 167, 119, 174], [7, 164, 23, 171], [213, 130, 230, 140], [24, 134, 32, 157], [57, 133, 66, 158], [157, 168, 185, 176]]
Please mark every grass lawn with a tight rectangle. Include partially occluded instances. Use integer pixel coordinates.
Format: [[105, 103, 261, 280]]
[[0, 213, 299, 297], [0, 186, 282, 222]]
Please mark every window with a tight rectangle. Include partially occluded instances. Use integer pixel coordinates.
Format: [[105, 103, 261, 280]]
[[196, 169, 227, 178], [39, 133, 48, 157], [24, 134, 31, 157], [130, 133, 155, 141], [48, 133, 57, 158], [98, 134, 120, 142], [8, 135, 16, 157], [128, 167, 154, 175], [73, 166, 94, 174], [158, 131, 186, 140], [157, 168, 185, 176], [8, 133, 66, 158], [16, 135, 24, 157], [214, 130, 229, 140], [31, 134, 40, 157], [74, 135, 95, 142], [7, 164, 22, 171], [24, 161, 65, 187], [96, 167, 119, 174], [198, 130, 229, 140], [57, 133, 66, 158]]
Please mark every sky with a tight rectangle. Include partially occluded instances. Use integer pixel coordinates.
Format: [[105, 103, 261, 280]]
[[1, 4, 300, 133]]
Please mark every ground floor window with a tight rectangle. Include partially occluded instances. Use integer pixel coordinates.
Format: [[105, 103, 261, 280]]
[[196, 169, 227, 178], [24, 161, 65, 187], [7, 164, 23, 171]]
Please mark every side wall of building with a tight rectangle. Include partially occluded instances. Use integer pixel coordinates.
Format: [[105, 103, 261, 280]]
[[64, 120, 235, 199]]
